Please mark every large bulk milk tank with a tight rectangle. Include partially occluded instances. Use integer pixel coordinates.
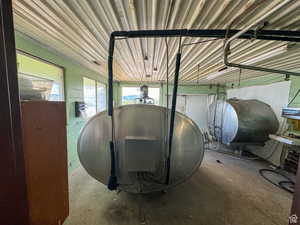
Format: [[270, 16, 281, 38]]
[[78, 104, 204, 193], [208, 99, 279, 145]]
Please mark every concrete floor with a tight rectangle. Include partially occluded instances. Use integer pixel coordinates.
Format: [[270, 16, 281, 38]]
[[64, 150, 292, 225]]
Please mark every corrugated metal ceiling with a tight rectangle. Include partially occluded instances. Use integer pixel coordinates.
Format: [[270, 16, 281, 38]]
[[12, 0, 300, 84]]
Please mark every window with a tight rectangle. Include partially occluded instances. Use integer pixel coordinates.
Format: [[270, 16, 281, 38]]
[[121, 87, 160, 105], [17, 52, 64, 101], [97, 82, 106, 112], [83, 77, 97, 117], [83, 77, 106, 117]]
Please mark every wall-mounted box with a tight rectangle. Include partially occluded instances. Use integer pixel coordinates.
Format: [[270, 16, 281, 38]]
[[75, 101, 86, 117]]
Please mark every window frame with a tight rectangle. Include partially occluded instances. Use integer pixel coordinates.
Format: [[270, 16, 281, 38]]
[[83, 77, 107, 117], [121, 86, 160, 105], [16, 49, 66, 101], [96, 81, 107, 113]]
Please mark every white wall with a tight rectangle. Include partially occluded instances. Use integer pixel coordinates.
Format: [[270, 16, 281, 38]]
[[227, 81, 291, 125], [167, 94, 212, 133], [185, 95, 210, 133], [227, 81, 291, 165]]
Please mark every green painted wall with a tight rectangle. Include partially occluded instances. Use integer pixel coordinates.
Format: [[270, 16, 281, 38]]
[[15, 32, 107, 172]]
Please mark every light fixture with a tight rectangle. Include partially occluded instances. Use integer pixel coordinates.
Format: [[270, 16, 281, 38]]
[[206, 45, 288, 80], [93, 60, 101, 66]]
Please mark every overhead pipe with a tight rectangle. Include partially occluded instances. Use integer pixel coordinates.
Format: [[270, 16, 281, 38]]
[[107, 28, 300, 190], [108, 28, 300, 114], [223, 0, 300, 77], [111, 29, 300, 41]]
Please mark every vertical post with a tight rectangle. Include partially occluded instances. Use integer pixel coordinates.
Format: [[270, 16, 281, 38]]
[[0, 0, 29, 224], [107, 34, 118, 190], [166, 52, 182, 185], [108, 35, 115, 116]]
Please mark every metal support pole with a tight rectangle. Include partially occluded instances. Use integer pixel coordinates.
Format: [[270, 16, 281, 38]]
[[108, 34, 115, 116], [166, 52, 182, 185], [107, 34, 118, 190]]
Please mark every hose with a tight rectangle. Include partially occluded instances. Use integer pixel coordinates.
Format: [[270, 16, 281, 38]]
[[259, 168, 294, 194]]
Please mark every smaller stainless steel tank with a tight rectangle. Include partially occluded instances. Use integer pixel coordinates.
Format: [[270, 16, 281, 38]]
[[208, 98, 279, 144]]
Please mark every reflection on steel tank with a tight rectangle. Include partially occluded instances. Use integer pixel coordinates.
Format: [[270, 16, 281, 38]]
[[77, 104, 204, 193], [208, 98, 279, 145]]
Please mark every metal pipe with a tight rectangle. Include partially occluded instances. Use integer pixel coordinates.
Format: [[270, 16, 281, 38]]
[[107, 141, 118, 190], [166, 51, 182, 185], [107, 34, 118, 190], [111, 29, 300, 42], [108, 34, 115, 116], [108, 27, 300, 112], [225, 1, 294, 44], [224, 54, 300, 76], [223, 0, 300, 76]]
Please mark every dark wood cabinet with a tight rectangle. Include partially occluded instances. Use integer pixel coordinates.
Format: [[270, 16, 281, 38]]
[[21, 101, 69, 225]]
